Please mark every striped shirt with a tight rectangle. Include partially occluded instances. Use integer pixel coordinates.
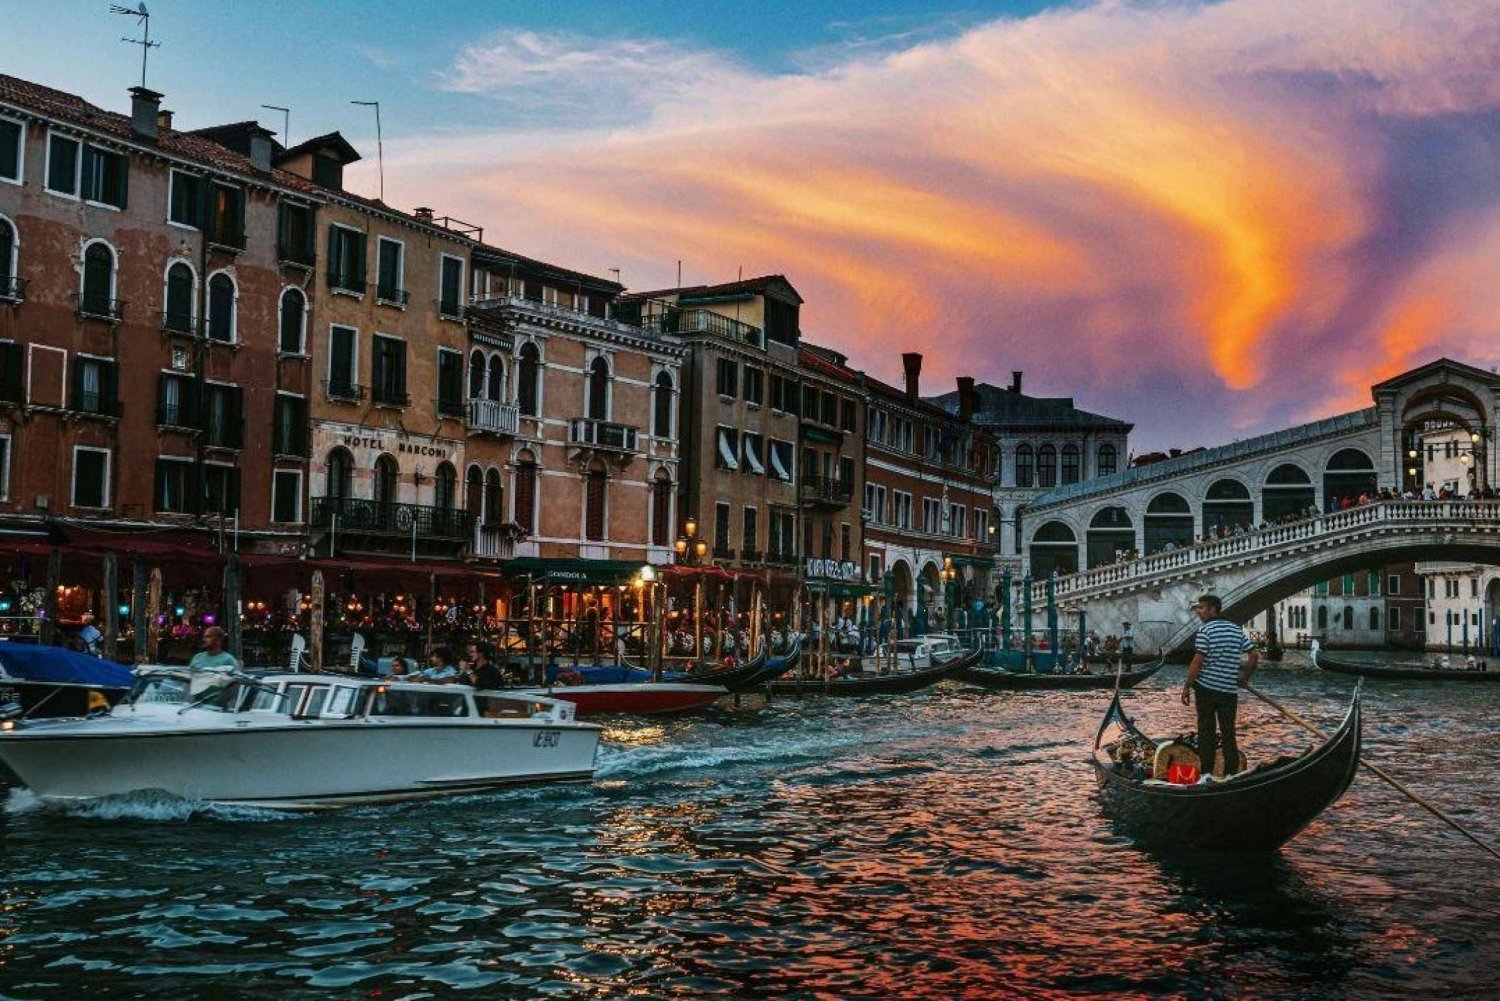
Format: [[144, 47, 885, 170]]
[[1193, 617, 1252, 694]]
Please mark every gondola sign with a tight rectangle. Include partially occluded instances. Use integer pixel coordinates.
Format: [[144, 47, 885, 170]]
[[805, 559, 860, 582]]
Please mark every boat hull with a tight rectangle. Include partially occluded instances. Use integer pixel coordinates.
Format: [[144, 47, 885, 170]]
[[1315, 651, 1500, 682], [766, 645, 981, 696], [510, 682, 727, 716], [0, 718, 600, 811], [958, 659, 1164, 691]]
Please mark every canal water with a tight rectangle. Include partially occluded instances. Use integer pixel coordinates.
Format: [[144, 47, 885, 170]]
[[3, 657, 1499, 1000]]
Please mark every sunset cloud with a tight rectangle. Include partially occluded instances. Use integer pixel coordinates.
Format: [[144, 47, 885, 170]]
[[378, 0, 1500, 448]]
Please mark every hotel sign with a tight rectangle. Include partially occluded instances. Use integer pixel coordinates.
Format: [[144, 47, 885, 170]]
[[321, 424, 460, 464], [806, 558, 861, 582]]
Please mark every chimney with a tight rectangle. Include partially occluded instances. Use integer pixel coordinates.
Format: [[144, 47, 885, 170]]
[[956, 376, 975, 423], [156, 109, 173, 132], [248, 126, 275, 171], [902, 352, 923, 404], [1010, 370, 1023, 394], [129, 86, 163, 140], [414, 206, 435, 223]]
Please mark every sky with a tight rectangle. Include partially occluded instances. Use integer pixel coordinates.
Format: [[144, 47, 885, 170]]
[[4, 0, 1500, 450]]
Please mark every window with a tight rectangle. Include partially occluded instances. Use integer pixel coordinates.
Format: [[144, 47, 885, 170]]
[[1037, 445, 1057, 488], [278, 202, 315, 265], [272, 470, 303, 524], [714, 502, 731, 553], [651, 472, 672, 546], [206, 183, 244, 247], [485, 354, 505, 402], [469, 349, 486, 400], [1015, 445, 1034, 488], [821, 392, 837, 426], [326, 448, 353, 499], [716, 427, 740, 470], [841, 398, 856, 433], [1390, 606, 1401, 631], [716, 358, 738, 398], [923, 497, 942, 533], [735, 432, 762, 476], [71, 447, 110, 508], [744, 366, 764, 405], [1472, 578, 1480, 599], [517, 343, 541, 417], [434, 462, 457, 510], [164, 262, 195, 332], [154, 458, 195, 514], [80, 241, 116, 318], [439, 255, 464, 317], [894, 491, 912, 529], [514, 451, 538, 531], [484, 468, 503, 524], [584, 463, 607, 541], [0, 116, 22, 182], [1061, 444, 1080, 484], [206, 272, 236, 342], [949, 503, 966, 538], [168, 170, 202, 228], [202, 463, 242, 516], [743, 506, 759, 554], [46, 134, 80, 195], [327, 225, 366, 293], [371, 336, 408, 406], [202, 383, 244, 448], [1369, 607, 1381, 631], [764, 296, 798, 345], [373, 454, 399, 505], [770, 372, 798, 413], [376, 238, 405, 304], [976, 508, 990, 541], [1387, 574, 1401, 595], [156, 371, 195, 427], [328, 325, 358, 398], [840, 522, 851, 561], [49, 135, 128, 207], [279, 287, 307, 353], [437, 349, 464, 417], [0, 218, 14, 300], [71, 355, 118, 416], [653, 371, 674, 438], [273, 394, 308, 456], [769, 439, 794, 482], [587, 356, 610, 420], [1097, 444, 1117, 477]]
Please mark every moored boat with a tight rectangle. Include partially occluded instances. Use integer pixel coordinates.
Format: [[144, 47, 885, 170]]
[[504, 681, 728, 716], [958, 657, 1164, 691], [0, 670, 601, 811], [1313, 642, 1500, 682], [766, 643, 981, 697], [1092, 683, 1362, 851]]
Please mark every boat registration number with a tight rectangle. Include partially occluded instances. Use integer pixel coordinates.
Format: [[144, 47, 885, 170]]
[[533, 730, 562, 748]]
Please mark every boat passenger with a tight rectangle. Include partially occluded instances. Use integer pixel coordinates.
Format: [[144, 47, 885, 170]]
[[420, 648, 458, 683], [388, 655, 413, 678], [187, 625, 240, 672], [469, 642, 505, 690]]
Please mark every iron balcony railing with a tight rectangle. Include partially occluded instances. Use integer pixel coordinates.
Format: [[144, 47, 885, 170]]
[[800, 475, 853, 506], [324, 380, 365, 403], [640, 308, 762, 344], [206, 222, 246, 251], [161, 309, 198, 335], [277, 239, 316, 268], [370, 386, 411, 407], [740, 547, 762, 563], [0, 276, 27, 302], [437, 296, 464, 320], [377, 285, 410, 307], [569, 418, 640, 453], [327, 270, 366, 295], [311, 496, 473, 541], [156, 400, 196, 428], [467, 398, 519, 435], [71, 390, 121, 418], [75, 293, 125, 323]]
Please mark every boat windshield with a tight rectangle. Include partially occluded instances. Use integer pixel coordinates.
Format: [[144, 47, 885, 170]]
[[894, 641, 924, 654], [474, 694, 548, 719], [131, 674, 191, 705], [368, 687, 470, 718]]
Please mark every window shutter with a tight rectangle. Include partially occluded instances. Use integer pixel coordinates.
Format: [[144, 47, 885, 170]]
[[201, 178, 219, 238], [0, 342, 22, 402], [189, 461, 205, 515], [326, 225, 339, 282], [153, 459, 165, 513], [70, 358, 85, 411], [293, 396, 308, 455], [394, 340, 407, 396], [116, 155, 129, 210], [101, 361, 118, 415], [228, 467, 243, 514], [228, 387, 244, 447], [353, 234, 367, 286]]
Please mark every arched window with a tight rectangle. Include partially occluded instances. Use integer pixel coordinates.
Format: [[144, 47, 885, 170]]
[[1028, 520, 1077, 577], [584, 460, 607, 541], [1370, 607, 1381, 631], [653, 371, 674, 438], [514, 450, 538, 531], [1061, 444, 1080, 484], [587, 356, 610, 421], [373, 454, 399, 506], [434, 461, 456, 510], [1036, 444, 1057, 488], [207, 272, 236, 343], [164, 262, 195, 333], [1342, 606, 1354, 631], [81, 241, 115, 316], [486, 353, 505, 402], [1144, 492, 1193, 554], [1015, 445, 1034, 488], [1324, 448, 1377, 506], [468, 350, 486, 400], [0, 216, 18, 292], [651, 469, 672, 546], [1086, 506, 1135, 568], [465, 464, 484, 518], [1262, 463, 1315, 521], [485, 467, 502, 524], [1202, 478, 1253, 534], [1097, 443, 1117, 477], [326, 447, 353, 500], [1317, 605, 1329, 631], [517, 343, 541, 417], [278, 287, 306, 353]]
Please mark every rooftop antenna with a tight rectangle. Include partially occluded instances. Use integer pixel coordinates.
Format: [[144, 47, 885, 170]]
[[609, 267, 621, 285], [111, 3, 159, 89], [350, 99, 384, 201], [260, 104, 290, 146], [676, 259, 682, 290]]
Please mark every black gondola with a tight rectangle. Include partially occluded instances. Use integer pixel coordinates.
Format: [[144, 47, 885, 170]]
[[957, 657, 1165, 691], [677, 647, 770, 693], [1092, 683, 1362, 851], [1313, 644, 1500, 682], [765, 644, 982, 697], [744, 637, 802, 687]]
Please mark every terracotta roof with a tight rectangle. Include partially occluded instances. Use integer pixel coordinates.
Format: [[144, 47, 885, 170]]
[[619, 274, 803, 304], [473, 243, 623, 293], [277, 131, 361, 165]]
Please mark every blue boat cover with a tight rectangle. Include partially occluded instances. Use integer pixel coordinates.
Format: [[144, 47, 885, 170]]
[[543, 664, 689, 684], [0, 644, 136, 688]]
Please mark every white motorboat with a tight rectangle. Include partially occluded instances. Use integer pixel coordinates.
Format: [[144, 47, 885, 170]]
[[0, 669, 602, 811]]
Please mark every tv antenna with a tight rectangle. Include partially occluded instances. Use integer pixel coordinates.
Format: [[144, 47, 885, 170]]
[[350, 100, 384, 201], [111, 3, 159, 90], [261, 104, 290, 146]]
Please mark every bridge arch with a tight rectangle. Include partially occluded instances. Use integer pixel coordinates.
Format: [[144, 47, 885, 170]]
[[1143, 492, 1193, 555], [1086, 506, 1135, 568], [1323, 447, 1377, 508], [1262, 463, 1315, 521], [1029, 520, 1078, 577], [1202, 478, 1253, 535]]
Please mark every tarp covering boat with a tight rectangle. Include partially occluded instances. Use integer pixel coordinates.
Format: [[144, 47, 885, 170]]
[[0, 644, 135, 689]]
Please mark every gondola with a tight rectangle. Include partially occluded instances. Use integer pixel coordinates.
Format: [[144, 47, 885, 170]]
[[957, 656, 1165, 691], [679, 646, 771, 692], [745, 637, 802, 687], [1092, 683, 1362, 851], [765, 644, 982, 697], [1313, 643, 1500, 682]]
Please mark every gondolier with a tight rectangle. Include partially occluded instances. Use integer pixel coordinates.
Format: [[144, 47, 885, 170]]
[[1181, 595, 1258, 779]]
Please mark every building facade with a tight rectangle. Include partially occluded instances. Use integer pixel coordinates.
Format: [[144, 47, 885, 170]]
[[796, 343, 866, 616]]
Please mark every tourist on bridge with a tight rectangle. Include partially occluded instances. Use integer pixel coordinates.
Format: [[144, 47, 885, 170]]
[[1181, 595, 1258, 781]]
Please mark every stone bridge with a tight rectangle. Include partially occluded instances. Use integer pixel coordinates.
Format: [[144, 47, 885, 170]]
[[1018, 500, 1500, 654]]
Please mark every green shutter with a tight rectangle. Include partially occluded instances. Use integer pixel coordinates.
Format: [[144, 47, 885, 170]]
[[228, 387, 244, 448], [101, 361, 118, 416], [326, 225, 339, 283], [0, 342, 22, 402]]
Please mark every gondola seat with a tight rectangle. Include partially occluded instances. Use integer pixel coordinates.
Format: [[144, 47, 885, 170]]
[[1153, 740, 1248, 781]]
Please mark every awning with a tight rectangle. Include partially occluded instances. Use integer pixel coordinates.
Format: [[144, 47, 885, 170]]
[[716, 430, 739, 470], [769, 445, 790, 481], [745, 440, 766, 475], [807, 581, 877, 598], [499, 557, 658, 586], [661, 564, 765, 583]]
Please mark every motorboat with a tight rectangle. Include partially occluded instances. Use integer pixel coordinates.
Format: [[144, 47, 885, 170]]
[[0, 643, 134, 718], [0, 669, 602, 811]]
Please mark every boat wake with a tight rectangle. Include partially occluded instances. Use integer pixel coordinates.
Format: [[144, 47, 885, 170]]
[[596, 728, 860, 781], [3, 786, 301, 823]]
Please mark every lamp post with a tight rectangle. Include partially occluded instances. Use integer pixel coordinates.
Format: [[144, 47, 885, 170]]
[[939, 556, 958, 635], [635, 564, 664, 681], [674, 514, 711, 566]]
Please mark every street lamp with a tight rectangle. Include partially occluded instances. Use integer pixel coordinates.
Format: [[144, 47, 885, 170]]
[[939, 556, 959, 630], [634, 564, 665, 680], [675, 515, 710, 565]]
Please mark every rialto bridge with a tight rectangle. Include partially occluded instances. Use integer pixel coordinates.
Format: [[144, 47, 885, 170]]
[[1011, 359, 1500, 651]]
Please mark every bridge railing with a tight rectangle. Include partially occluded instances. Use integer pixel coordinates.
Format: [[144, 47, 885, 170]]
[[1025, 499, 1500, 605]]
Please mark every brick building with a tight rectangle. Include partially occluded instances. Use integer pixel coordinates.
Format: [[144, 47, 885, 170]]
[[796, 343, 866, 616]]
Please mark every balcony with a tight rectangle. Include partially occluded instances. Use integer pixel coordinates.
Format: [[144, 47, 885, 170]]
[[436, 297, 464, 321], [75, 294, 125, 324], [278, 239, 316, 269], [713, 546, 737, 561], [155, 400, 197, 429], [71, 391, 121, 419], [641, 308, 762, 346], [370, 386, 411, 408], [161, 309, 198, 337], [471, 523, 517, 560], [206, 222, 246, 253], [376, 285, 410, 308], [325, 380, 365, 403], [311, 496, 473, 541], [467, 398, 519, 436], [569, 418, 640, 454], [800, 475, 853, 509], [740, 547, 762, 563], [765, 549, 799, 567], [436, 396, 466, 420], [327, 270, 366, 296], [0, 276, 26, 303]]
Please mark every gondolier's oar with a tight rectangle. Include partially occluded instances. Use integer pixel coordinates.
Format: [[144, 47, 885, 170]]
[[1246, 684, 1500, 863]]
